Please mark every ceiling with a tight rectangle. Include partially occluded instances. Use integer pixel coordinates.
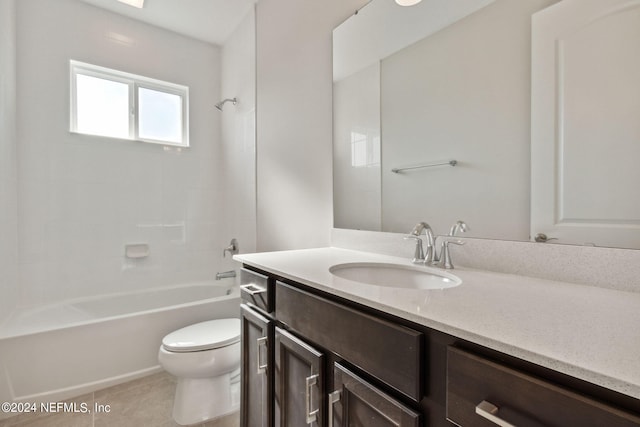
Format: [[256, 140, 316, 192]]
[[333, 0, 495, 81], [78, 0, 256, 45]]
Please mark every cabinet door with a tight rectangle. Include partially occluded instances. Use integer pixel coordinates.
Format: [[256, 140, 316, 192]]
[[241, 304, 273, 427], [329, 363, 421, 427], [274, 327, 324, 427]]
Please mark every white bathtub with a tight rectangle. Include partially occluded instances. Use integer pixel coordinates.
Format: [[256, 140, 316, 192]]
[[0, 281, 240, 409]]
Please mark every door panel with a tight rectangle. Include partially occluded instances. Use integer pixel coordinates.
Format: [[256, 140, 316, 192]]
[[531, 0, 640, 248], [241, 304, 273, 427], [330, 363, 421, 427], [274, 327, 324, 427]]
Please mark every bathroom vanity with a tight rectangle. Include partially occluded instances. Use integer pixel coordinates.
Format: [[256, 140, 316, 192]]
[[236, 248, 640, 426]]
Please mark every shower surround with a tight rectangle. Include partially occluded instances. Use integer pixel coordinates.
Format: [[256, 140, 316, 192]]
[[14, 0, 226, 307]]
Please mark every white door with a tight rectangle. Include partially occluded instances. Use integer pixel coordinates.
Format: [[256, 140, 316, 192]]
[[531, 0, 640, 248]]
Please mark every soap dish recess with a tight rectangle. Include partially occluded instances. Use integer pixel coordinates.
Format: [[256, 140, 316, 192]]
[[125, 243, 150, 259]]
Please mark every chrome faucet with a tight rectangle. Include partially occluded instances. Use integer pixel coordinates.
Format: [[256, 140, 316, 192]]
[[405, 221, 468, 268], [448, 220, 469, 237], [216, 270, 237, 280], [405, 222, 435, 264], [435, 220, 469, 269]]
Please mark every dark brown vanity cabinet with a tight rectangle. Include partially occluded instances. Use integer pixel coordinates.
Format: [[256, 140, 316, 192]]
[[274, 282, 423, 427], [240, 267, 423, 427], [272, 323, 420, 427], [275, 281, 424, 402], [240, 265, 640, 427]]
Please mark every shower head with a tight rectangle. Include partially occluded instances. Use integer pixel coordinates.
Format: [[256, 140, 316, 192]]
[[215, 97, 237, 111]]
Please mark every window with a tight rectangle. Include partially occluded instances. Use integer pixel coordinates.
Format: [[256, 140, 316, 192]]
[[70, 60, 189, 147], [350, 129, 380, 167]]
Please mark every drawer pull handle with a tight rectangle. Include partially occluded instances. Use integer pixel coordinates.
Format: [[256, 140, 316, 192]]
[[305, 374, 319, 424], [241, 284, 267, 295], [476, 400, 517, 427], [328, 390, 341, 427], [256, 336, 268, 375]]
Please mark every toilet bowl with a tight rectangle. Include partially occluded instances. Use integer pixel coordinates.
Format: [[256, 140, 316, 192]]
[[158, 318, 241, 426]]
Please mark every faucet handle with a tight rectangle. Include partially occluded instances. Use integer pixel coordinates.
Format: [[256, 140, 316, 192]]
[[439, 239, 465, 269], [223, 238, 239, 257], [405, 235, 425, 263], [404, 235, 425, 264]]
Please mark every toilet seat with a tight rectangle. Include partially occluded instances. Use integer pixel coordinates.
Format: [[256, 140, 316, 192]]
[[162, 318, 240, 352]]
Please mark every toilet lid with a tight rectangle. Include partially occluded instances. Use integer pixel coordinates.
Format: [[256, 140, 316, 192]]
[[162, 318, 240, 352]]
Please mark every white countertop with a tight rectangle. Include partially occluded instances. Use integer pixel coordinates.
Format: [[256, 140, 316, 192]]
[[235, 247, 640, 400]]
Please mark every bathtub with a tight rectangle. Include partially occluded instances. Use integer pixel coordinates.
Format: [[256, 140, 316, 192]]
[[0, 281, 240, 409]]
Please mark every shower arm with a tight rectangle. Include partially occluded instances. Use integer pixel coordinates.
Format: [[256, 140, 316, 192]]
[[215, 97, 237, 110]]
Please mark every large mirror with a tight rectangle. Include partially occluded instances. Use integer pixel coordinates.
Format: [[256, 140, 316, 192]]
[[332, 0, 640, 249]]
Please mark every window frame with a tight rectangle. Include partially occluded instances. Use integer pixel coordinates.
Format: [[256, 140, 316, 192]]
[[69, 60, 189, 147]]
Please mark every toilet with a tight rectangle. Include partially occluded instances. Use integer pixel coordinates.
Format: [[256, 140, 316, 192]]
[[158, 318, 241, 426]]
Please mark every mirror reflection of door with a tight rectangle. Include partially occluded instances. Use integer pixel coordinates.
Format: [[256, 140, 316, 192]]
[[531, 0, 640, 249]]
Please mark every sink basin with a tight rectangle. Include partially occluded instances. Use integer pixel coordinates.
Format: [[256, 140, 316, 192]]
[[329, 262, 461, 290]]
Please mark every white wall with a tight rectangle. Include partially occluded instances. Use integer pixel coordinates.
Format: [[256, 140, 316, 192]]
[[255, 0, 368, 251], [220, 9, 257, 263], [0, 0, 19, 323], [15, 0, 223, 307]]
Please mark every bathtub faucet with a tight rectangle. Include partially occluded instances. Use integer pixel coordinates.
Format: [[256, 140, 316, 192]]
[[223, 238, 239, 258], [216, 270, 237, 280]]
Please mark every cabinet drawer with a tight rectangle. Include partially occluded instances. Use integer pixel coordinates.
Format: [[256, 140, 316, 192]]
[[447, 347, 640, 427], [276, 281, 423, 401], [240, 268, 274, 314]]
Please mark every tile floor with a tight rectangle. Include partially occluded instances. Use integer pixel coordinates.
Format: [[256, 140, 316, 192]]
[[0, 372, 239, 427]]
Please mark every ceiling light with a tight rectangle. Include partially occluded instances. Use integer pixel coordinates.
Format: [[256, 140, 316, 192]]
[[395, 0, 422, 5], [117, 0, 144, 8]]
